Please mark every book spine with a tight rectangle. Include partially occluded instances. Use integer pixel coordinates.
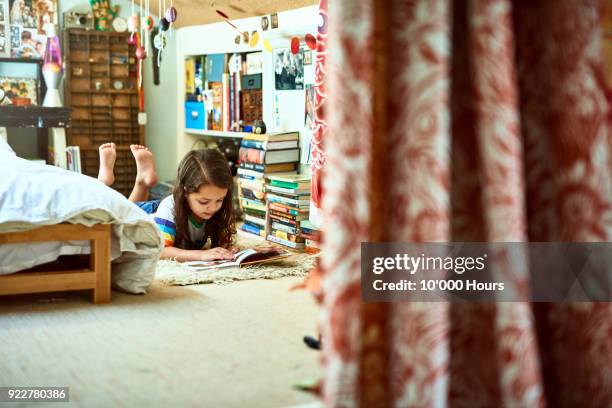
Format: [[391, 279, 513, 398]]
[[242, 223, 265, 237], [267, 234, 305, 249], [268, 202, 303, 215], [245, 214, 266, 226], [237, 168, 264, 179], [269, 213, 298, 226], [267, 194, 309, 207], [240, 187, 265, 201], [269, 209, 306, 221], [240, 139, 266, 150], [241, 198, 267, 212], [238, 147, 265, 165], [239, 179, 265, 191], [271, 221, 299, 235], [239, 162, 265, 172]]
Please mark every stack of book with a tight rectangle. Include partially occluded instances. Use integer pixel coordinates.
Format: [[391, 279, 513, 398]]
[[299, 220, 321, 254], [237, 131, 300, 237], [265, 174, 312, 249]]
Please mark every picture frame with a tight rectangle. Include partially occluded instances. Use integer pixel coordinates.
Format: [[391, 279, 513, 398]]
[[0, 0, 8, 57], [303, 50, 312, 65], [270, 13, 278, 29], [8, 0, 58, 59], [274, 47, 304, 90], [0, 56, 44, 105]]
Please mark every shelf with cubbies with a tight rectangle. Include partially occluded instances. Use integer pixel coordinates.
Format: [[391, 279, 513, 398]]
[[64, 28, 143, 196]]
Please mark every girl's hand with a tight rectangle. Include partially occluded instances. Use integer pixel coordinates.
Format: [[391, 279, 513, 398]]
[[199, 247, 235, 261]]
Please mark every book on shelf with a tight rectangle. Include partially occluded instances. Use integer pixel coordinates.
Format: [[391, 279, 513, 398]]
[[240, 139, 299, 151], [183, 247, 289, 271], [239, 162, 297, 173], [238, 147, 300, 165], [243, 131, 299, 143], [210, 82, 223, 131], [65, 146, 82, 173]]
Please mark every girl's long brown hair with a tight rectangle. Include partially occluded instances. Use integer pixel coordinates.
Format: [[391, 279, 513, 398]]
[[172, 149, 235, 249]]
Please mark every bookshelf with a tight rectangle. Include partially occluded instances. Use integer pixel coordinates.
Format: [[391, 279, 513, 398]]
[[64, 29, 143, 197]]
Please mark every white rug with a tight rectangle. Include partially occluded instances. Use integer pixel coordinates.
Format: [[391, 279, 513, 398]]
[[155, 232, 318, 285], [155, 253, 316, 285]]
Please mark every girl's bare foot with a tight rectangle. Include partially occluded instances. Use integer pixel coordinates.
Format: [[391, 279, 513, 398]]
[[98, 142, 116, 186], [130, 144, 158, 187]]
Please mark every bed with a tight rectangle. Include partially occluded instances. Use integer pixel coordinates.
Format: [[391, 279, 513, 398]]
[[0, 139, 162, 302]]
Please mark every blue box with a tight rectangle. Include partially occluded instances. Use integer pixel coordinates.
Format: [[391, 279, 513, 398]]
[[185, 101, 206, 129]]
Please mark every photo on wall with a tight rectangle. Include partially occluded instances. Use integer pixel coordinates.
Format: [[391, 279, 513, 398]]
[[11, 27, 45, 57], [274, 48, 304, 90], [0, 76, 37, 105], [9, 0, 57, 33], [0, 25, 6, 54]]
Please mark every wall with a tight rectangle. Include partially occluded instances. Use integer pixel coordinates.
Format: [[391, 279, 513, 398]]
[[173, 6, 319, 172]]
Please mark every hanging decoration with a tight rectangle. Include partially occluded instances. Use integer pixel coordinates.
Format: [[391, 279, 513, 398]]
[[305, 33, 317, 50], [290, 37, 300, 55], [263, 39, 273, 53], [141, 0, 154, 57], [128, 0, 139, 41], [135, 31, 147, 88], [249, 31, 259, 48], [165, 0, 177, 33], [154, 0, 169, 68]]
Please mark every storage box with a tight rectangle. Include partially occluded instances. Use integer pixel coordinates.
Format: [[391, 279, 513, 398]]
[[185, 101, 206, 130], [241, 74, 262, 90]]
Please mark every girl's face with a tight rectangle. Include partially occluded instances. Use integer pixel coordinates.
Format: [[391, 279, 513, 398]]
[[186, 183, 228, 222]]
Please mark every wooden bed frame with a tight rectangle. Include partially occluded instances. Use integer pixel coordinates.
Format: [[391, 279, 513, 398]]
[[0, 224, 112, 303]]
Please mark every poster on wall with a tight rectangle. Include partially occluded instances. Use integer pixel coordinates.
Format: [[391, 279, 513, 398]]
[[0, 76, 37, 105], [274, 48, 304, 90], [0, 1, 8, 56], [8, 0, 57, 58]]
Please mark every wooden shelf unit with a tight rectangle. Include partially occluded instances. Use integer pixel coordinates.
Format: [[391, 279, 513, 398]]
[[64, 29, 143, 197]]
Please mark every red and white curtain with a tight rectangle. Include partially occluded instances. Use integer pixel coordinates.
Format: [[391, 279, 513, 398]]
[[320, 0, 611, 406]]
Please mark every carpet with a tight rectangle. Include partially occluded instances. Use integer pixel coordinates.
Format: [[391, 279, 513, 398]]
[[155, 232, 318, 286]]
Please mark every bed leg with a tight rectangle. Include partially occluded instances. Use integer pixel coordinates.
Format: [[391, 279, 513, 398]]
[[91, 226, 111, 304]]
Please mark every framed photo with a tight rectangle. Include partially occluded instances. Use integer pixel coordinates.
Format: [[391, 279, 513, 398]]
[[270, 13, 278, 29], [0, 0, 8, 57], [274, 48, 304, 91], [0, 74, 37, 104], [8, 0, 58, 59], [303, 50, 312, 65], [0, 57, 44, 105], [9, 0, 58, 32]]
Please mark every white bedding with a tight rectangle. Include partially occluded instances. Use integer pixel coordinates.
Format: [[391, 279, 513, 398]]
[[0, 140, 162, 294]]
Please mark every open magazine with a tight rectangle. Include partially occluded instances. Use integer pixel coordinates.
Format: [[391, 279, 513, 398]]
[[183, 247, 291, 271]]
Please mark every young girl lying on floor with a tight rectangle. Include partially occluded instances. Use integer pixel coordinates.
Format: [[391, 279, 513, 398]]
[[97, 143, 236, 262]]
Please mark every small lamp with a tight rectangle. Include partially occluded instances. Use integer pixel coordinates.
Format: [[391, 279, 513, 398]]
[[42, 24, 63, 107]]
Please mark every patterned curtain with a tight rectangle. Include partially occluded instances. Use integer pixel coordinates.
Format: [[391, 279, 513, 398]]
[[309, 0, 329, 226], [320, 0, 611, 406]]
